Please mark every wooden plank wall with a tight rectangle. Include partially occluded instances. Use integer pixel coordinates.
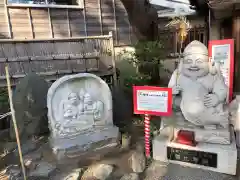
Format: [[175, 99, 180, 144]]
[[115, 0, 130, 45], [0, 0, 10, 38], [1, 0, 132, 45]]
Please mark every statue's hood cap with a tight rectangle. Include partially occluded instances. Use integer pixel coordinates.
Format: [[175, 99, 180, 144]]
[[183, 40, 208, 57]]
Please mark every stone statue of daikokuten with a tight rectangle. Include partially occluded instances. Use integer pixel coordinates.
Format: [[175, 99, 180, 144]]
[[168, 40, 229, 130]]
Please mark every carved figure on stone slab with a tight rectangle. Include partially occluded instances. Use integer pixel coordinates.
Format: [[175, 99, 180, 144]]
[[53, 85, 105, 136], [169, 40, 228, 129], [62, 92, 81, 119], [57, 91, 96, 135], [47, 73, 119, 160], [83, 93, 104, 120]]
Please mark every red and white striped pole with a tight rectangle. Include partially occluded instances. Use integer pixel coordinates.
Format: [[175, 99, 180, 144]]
[[144, 114, 151, 158]]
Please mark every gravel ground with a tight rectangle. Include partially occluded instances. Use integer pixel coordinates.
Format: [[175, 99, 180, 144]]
[[144, 161, 238, 180]]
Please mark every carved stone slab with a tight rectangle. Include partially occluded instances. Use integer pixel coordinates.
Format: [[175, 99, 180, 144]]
[[47, 73, 119, 159]]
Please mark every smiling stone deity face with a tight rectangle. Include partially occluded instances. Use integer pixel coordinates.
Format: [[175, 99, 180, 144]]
[[182, 53, 209, 78], [181, 40, 209, 79]]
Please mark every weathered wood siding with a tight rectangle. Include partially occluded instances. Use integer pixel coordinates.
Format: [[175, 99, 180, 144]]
[[0, 0, 9, 38], [0, 0, 132, 45], [0, 35, 116, 87]]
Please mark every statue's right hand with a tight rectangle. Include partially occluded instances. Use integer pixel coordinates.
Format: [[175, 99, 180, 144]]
[[172, 85, 181, 95]]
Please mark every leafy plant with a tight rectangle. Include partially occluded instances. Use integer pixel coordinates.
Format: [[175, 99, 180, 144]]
[[120, 40, 169, 86], [123, 75, 151, 88]]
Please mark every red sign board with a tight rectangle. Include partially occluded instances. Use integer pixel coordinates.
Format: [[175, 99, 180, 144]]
[[133, 86, 172, 116], [209, 39, 234, 102]]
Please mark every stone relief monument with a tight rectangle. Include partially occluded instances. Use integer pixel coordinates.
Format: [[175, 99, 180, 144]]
[[152, 41, 237, 175], [47, 73, 119, 159]]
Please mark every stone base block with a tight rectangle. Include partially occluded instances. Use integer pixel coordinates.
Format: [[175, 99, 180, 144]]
[[173, 125, 230, 145], [153, 127, 237, 175], [50, 126, 119, 160], [161, 113, 230, 144]]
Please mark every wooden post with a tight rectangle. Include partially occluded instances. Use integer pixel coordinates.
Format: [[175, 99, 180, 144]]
[[109, 31, 117, 86], [4, 0, 12, 38], [66, 9, 71, 37], [144, 114, 151, 158], [83, 0, 87, 36], [99, 0, 103, 35], [112, 0, 117, 44], [233, 11, 240, 92], [48, 8, 53, 38], [5, 66, 27, 180], [27, 8, 34, 38]]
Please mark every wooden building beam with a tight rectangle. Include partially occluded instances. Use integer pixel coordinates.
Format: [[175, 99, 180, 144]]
[[233, 10, 240, 92]]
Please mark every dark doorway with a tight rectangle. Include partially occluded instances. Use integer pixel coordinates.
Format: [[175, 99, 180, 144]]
[[221, 18, 232, 39]]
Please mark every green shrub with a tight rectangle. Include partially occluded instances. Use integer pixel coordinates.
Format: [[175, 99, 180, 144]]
[[120, 40, 169, 87], [0, 88, 9, 111]]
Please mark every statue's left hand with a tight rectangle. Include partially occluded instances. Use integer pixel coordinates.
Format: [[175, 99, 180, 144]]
[[203, 94, 219, 108]]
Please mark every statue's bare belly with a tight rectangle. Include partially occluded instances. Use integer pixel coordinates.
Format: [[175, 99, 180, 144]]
[[180, 79, 220, 126]]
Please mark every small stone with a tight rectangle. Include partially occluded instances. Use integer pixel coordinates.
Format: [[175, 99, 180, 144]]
[[81, 164, 113, 180], [3, 142, 17, 153], [82, 177, 100, 180], [29, 161, 56, 178], [5, 165, 22, 179], [120, 173, 139, 180], [14, 140, 37, 156], [24, 151, 42, 162], [64, 168, 83, 180], [23, 151, 42, 170], [121, 133, 131, 149], [129, 144, 146, 173]]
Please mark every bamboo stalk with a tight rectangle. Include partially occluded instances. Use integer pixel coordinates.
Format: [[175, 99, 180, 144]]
[[5, 66, 27, 180]]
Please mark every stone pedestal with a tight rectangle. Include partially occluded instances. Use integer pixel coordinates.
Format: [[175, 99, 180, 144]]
[[229, 96, 240, 148], [161, 113, 231, 144], [153, 126, 237, 175], [51, 126, 119, 160]]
